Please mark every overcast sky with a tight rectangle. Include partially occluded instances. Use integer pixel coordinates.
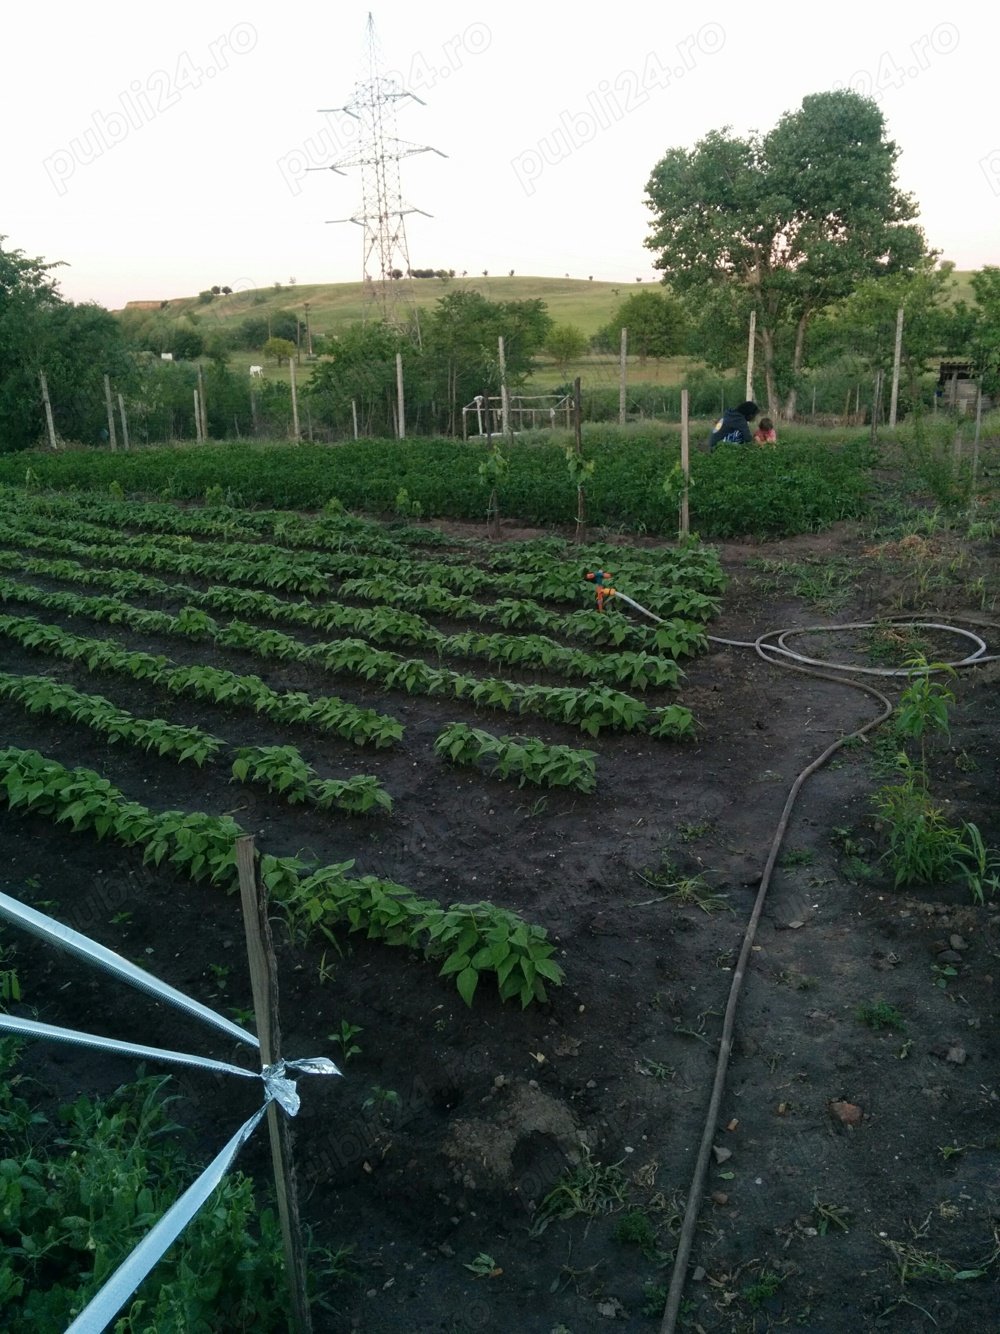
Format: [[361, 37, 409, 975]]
[[5, 2, 998, 310]]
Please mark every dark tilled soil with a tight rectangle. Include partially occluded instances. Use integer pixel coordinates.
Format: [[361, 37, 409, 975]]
[[1, 518, 998, 1333]]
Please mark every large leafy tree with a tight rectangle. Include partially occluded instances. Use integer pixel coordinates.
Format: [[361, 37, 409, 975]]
[[306, 322, 411, 438], [0, 238, 134, 450], [592, 289, 687, 364], [644, 91, 928, 418], [965, 267, 1000, 395], [808, 261, 964, 408], [422, 291, 552, 434]]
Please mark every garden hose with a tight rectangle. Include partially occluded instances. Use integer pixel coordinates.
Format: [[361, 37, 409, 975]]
[[588, 582, 998, 1333]]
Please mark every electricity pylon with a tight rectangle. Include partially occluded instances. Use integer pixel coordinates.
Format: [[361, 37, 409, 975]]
[[312, 12, 445, 327]]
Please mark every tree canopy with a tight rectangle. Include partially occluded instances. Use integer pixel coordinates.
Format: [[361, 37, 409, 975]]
[[0, 238, 134, 450], [593, 289, 687, 363], [644, 90, 928, 417]]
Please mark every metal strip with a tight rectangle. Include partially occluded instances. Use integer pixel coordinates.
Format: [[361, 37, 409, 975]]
[[0, 1014, 258, 1081], [0, 888, 259, 1049]]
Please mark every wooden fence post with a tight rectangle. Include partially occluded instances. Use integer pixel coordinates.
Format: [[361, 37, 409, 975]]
[[619, 328, 627, 426], [104, 374, 118, 452], [117, 393, 130, 452], [680, 388, 690, 540], [39, 371, 58, 449], [236, 837, 313, 1334]]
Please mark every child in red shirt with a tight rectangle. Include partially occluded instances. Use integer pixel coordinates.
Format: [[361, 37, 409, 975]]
[[753, 417, 777, 445]]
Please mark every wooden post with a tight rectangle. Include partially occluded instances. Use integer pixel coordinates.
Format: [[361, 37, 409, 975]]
[[498, 336, 511, 439], [395, 352, 405, 440], [289, 359, 300, 441], [680, 388, 690, 540], [573, 377, 585, 542], [351, 399, 359, 440], [969, 384, 983, 525], [104, 374, 118, 452], [235, 837, 313, 1334], [197, 365, 208, 442], [889, 306, 904, 428], [250, 389, 259, 437], [811, 385, 817, 419], [618, 327, 627, 426], [745, 310, 756, 402], [193, 389, 203, 441], [39, 371, 58, 449], [870, 370, 883, 449], [117, 394, 130, 452]]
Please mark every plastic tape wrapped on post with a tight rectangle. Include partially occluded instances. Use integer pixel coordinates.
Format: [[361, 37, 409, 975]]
[[0, 888, 259, 1050]]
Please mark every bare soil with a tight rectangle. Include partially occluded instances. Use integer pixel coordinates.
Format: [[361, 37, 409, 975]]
[[1, 515, 998, 1333]]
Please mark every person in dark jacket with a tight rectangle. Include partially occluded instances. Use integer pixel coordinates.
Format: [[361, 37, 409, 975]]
[[708, 400, 759, 450]]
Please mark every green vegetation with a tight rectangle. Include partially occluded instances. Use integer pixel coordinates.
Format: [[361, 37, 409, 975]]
[[0, 1051, 286, 1330], [856, 999, 906, 1031], [872, 658, 999, 899], [0, 430, 873, 539], [0, 746, 563, 1007]]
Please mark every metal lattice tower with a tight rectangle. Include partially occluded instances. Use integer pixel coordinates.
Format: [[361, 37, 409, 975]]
[[312, 13, 445, 325]]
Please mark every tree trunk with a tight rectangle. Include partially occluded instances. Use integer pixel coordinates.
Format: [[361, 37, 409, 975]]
[[759, 325, 780, 418], [782, 311, 811, 421]]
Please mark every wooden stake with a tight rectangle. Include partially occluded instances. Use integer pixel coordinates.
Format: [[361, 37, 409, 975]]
[[888, 306, 904, 428], [351, 399, 359, 440], [39, 371, 58, 449], [498, 337, 511, 439], [197, 365, 208, 442], [395, 352, 405, 440], [290, 359, 300, 441], [193, 389, 203, 441], [619, 327, 627, 426], [680, 388, 690, 540], [573, 376, 585, 543], [235, 837, 313, 1334], [104, 374, 118, 452], [745, 310, 756, 402], [117, 393, 130, 452]]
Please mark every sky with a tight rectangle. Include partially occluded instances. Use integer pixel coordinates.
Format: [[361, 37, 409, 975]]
[[5, 2, 999, 311]]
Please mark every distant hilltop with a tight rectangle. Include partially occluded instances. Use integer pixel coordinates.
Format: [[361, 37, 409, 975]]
[[122, 300, 165, 311]]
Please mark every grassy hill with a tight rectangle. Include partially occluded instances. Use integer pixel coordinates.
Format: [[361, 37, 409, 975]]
[[150, 275, 633, 340]]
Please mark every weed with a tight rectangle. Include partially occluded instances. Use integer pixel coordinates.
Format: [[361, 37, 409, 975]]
[[880, 1226, 1000, 1285], [636, 1057, 675, 1081], [677, 820, 712, 842], [931, 963, 958, 989], [463, 1253, 500, 1278], [780, 848, 814, 868], [529, 1148, 627, 1235], [207, 961, 231, 992], [743, 1267, 786, 1309], [857, 999, 906, 1031], [642, 1282, 669, 1318], [779, 969, 817, 991], [633, 863, 731, 914], [613, 1210, 660, 1260], [873, 760, 968, 888], [812, 1195, 852, 1234]]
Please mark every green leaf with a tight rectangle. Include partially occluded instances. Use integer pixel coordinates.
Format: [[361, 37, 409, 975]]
[[456, 966, 479, 1008]]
